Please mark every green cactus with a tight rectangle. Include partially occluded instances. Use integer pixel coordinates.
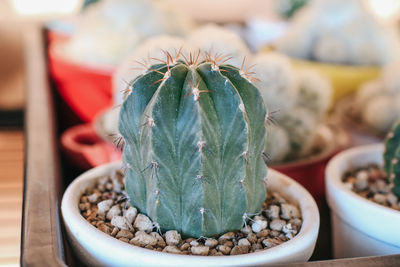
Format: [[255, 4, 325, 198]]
[[119, 54, 268, 238], [384, 120, 400, 197]]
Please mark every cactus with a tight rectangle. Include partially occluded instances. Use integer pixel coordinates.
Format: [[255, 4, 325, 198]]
[[264, 125, 291, 163], [295, 69, 332, 118], [119, 53, 268, 238], [362, 95, 398, 134], [384, 120, 400, 197]]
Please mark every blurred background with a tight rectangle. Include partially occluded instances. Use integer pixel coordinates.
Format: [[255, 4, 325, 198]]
[[1, 0, 400, 265]]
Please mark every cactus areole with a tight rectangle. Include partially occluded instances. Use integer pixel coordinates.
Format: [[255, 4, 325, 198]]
[[119, 53, 268, 238], [384, 120, 400, 198]]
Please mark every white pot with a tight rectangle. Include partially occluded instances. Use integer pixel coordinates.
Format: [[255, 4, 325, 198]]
[[326, 144, 400, 258], [61, 162, 319, 267]]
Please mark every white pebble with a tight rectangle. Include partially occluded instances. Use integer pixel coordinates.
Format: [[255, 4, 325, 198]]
[[251, 216, 268, 233], [87, 193, 98, 203], [131, 231, 157, 246], [280, 204, 300, 220], [354, 171, 369, 191], [238, 238, 251, 247], [190, 240, 200, 247], [123, 207, 138, 224], [111, 216, 132, 230], [97, 199, 113, 215], [134, 214, 153, 233], [106, 205, 121, 220], [373, 194, 387, 205], [270, 219, 286, 231], [204, 238, 218, 248], [163, 245, 181, 254], [191, 245, 209, 256], [264, 205, 280, 220], [165, 230, 181, 246]]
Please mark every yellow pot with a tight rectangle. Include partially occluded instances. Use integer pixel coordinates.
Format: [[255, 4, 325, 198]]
[[291, 58, 381, 104]]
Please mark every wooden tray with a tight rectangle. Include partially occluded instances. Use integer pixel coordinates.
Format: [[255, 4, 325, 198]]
[[21, 26, 400, 267]]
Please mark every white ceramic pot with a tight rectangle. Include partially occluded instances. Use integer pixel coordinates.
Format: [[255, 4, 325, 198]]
[[61, 162, 319, 267], [326, 144, 400, 258]]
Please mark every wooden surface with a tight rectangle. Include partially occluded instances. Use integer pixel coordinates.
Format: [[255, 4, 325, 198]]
[[21, 26, 66, 267], [0, 130, 23, 266]]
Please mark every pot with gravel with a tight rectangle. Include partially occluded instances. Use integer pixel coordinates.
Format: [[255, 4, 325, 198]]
[[61, 51, 319, 266], [326, 120, 400, 258]]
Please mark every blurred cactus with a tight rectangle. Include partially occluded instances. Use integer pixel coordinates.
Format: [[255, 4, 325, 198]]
[[384, 120, 400, 197], [119, 52, 268, 238]]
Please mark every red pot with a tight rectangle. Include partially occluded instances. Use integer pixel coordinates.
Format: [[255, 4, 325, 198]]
[[48, 41, 115, 122], [271, 125, 349, 205], [61, 123, 121, 170]]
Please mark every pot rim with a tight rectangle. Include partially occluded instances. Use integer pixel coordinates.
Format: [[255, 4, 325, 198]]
[[61, 162, 319, 266], [326, 143, 400, 216]]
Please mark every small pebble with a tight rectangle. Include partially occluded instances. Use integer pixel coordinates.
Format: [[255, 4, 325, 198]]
[[87, 193, 99, 203], [163, 246, 181, 254], [106, 205, 121, 220], [190, 240, 200, 247], [264, 205, 280, 220], [238, 238, 251, 247], [111, 216, 132, 231], [373, 194, 387, 205], [130, 231, 157, 247], [219, 232, 235, 240], [269, 219, 286, 232], [191, 246, 209, 256], [133, 214, 153, 233], [204, 238, 218, 248], [123, 207, 138, 224], [230, 245, 249, 255], [116, 229, 133, 239], [280, 204, 300, 220], [354, 171, 368, 191], [217, 245, 231, 255], [97, 199, 113, 215], [165, 230, 181, 246], [251, 216, 268, 233]]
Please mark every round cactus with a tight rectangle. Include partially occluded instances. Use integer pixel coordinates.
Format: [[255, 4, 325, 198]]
[[295, 69, 332, 118], [355, 80, 385, 109], [119, 52, 268, 238], [276, 0, 398, 65], [64, 0, 193, 65], [250, 53, 298, 116], [382, 62, 400, 95], [187, 24, 251, 68], [264, 125, 291, 163], [279, 107, 317, 159], [361, 95, 398, 134]]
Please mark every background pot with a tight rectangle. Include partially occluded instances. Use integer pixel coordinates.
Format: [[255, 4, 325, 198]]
[[61, 162, 319, 267], [326, 144, 400, 258], [271, 125, 349, 205], [48, 40, 115, 122], [290, 58, 380, 104]]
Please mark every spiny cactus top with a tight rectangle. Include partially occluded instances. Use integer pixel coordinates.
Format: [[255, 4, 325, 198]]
[[384, 120, 400, 197], [119, 52, 268, 238]]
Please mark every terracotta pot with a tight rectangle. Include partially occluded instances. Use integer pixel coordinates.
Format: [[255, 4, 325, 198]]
[[61, 124, 121, 170], [326, 144, 400, 258], [61, 162, 320, 266]]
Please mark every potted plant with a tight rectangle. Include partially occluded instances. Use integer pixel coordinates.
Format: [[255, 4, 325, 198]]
[[273, 0, 400, 103], [326, 121, 400, 258], [62, 52, 319, 266], [334, 62, 400, 146]]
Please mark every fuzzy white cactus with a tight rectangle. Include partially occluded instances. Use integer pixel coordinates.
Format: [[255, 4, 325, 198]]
[[355, 80, 384, 109], [276, 0, 400, 65], [113, 35, 188, 105], [295, 69, 332, 118], [264, 125, 291, 163], [64, 0, 193, 65], [187, 24, 251, 68], [250, 53, 298, 116], [362, 95, 398, 134], [382, 62, 400, 94], [279, 107, 318, 159]]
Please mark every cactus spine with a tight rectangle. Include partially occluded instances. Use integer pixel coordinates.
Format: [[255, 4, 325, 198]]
[[384, 120, 400, 197], [119, 53, 268, 238]]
